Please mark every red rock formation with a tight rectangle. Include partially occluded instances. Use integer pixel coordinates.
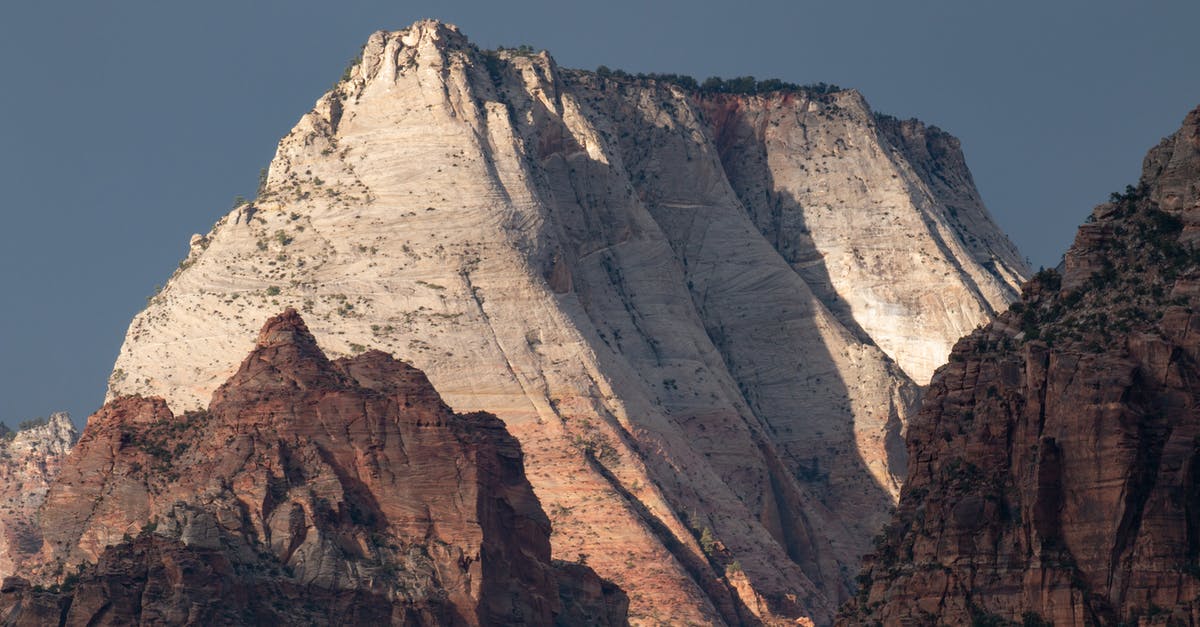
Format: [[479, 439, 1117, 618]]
[[843, 105, 1200, 626], [2, 534, 411, 626], [0, 414, 76, 579], [3, 309, 626, 626]]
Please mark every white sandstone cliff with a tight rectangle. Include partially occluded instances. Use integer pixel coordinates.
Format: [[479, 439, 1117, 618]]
[[106, 21, 1025, 625]]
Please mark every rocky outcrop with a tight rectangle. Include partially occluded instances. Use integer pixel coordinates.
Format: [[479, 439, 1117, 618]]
[[2, 310, 625, 626], [1144, 106, 1200, 214], [0, 413, 76, 579], [844, 105, 1200, 625], [0, 534, 423, 626], [105, 21, 1024, 624]]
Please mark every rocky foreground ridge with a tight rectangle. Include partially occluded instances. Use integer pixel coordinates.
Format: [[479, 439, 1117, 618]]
[[0, 414, 77, 581], [104, 20, 1025, 624], [0, 310, 627, 626], [844, 106, 1200, 625]]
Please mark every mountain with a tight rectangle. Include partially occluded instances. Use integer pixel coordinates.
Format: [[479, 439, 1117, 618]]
[[843, 105, 1200, 625], [104, 20, 1025, 624], [0, 310, 626, 626], [0, 413, 76, 580]]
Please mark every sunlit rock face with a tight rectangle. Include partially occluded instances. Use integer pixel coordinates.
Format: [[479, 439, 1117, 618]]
[[0, 413, 76, 579], [701, 97, 1026, 383], [107, 20, 1023, 625]]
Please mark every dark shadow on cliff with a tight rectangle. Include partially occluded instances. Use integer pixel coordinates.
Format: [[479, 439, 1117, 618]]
[[474, 55, 911, 621], [686, 92, 907, 595], [557, 77, 906, 609], [707, 126, 914, 501], [698, 93, 876, 346]]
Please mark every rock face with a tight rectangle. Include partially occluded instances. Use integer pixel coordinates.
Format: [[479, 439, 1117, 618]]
[[700, 100, 1025, 384], [844, 105, 1200, 625], [2, 310, 626, 626], [0, 413, 77, 580], [106, 21, 1024, 624]]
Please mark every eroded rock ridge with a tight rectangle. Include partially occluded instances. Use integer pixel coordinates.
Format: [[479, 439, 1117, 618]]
[[1, 310, 626, 626], [844, 105, 1200, 625]]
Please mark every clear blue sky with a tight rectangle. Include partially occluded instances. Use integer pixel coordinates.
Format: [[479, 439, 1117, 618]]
[[3, 0, 1199, 426]]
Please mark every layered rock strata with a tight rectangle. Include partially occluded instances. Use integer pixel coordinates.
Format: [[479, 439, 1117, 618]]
[[0, 413, 76, 580], [1, 310, 626, 626], [844, 105, 1200, 625], [106, 21, 1025, 624]]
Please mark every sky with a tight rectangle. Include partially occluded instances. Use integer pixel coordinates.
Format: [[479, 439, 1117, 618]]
[[2, 0, 1199, 427]]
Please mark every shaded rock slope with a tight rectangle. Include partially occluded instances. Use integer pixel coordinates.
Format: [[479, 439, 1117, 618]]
[[0, 414, 76, 580], [105, 21, 1025, 624], [0, 310, 626, 626], [844, 105, 1200, 625]]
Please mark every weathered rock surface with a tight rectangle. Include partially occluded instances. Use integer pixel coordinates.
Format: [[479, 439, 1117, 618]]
[[2, 310, 625, 626], [0, 535, 422, 626], [0, 413, 76, 580], [106, 21, 1024, 624], [844, 105, 1200, 626], [700, 97, 1025, 384]]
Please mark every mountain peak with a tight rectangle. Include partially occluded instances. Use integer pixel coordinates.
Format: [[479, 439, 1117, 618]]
[[400, 18, 463, 41], [254, 307, 320, 351], [108, 20, 1027, 624], [8, 312, 625, 625], [372, 19, 470, 58], [214, 309, 338, 398]]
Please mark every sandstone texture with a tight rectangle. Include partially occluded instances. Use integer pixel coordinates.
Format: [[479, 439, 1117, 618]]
[[106, 21, 1024, 624], [844, 105, 1200, 625], [700, 99, 1024, 384], [1, 310, 626, 626], [0, 413, 76, 580]]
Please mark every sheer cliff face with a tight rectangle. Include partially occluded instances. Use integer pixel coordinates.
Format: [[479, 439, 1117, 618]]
[[699, 96, 1025, 384], [845, 106, 1200, 626], [105, 21, 1022, 624], [5, 310, 625, 626], [0, 413, 76, 580]]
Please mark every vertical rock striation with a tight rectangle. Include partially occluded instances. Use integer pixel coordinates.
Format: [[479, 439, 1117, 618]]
[[845, 105, 1200, 626], [699, 96, 1025, 385], [105, 21, 1024, 624]]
